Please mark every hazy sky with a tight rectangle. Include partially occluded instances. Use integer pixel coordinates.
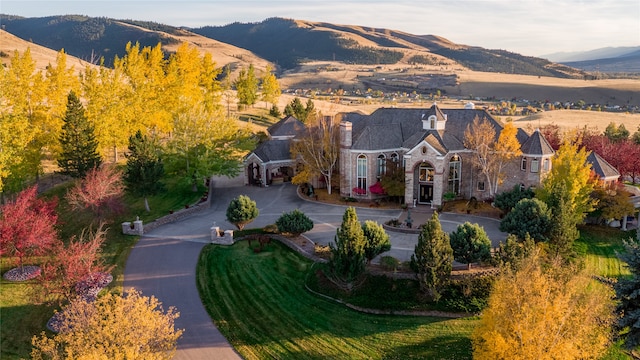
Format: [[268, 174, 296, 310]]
[[2, 0, 639, 57]]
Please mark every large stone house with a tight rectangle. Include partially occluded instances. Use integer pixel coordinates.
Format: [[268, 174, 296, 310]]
[[245, 104, 619, 206], [338, 104, 556, 207]]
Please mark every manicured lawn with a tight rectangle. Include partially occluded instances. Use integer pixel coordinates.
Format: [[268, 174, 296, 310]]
[[0, 175, 205, 360], [576, 225, 633, 279], [197, 240, 477, 359]]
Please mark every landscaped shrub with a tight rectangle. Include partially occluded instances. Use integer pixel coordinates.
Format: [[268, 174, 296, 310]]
[[494, 185, 534, 214], [226, 195, 259, 230], [262, 224, 279, 234], [380, 256, 400, 271], [450, 222, 492, 270], [442, 274, 495, 313], [499, 198, 552, 242], [275, 209, 314, 236]]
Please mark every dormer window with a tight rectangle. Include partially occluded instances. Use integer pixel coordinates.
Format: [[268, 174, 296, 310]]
[[429, 115, 436, 129]]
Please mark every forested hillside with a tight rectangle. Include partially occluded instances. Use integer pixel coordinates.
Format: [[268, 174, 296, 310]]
[[0, 15, 176, 66]]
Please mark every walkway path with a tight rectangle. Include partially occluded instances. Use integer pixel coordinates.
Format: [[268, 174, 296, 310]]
[[124, 183, 507, 359]]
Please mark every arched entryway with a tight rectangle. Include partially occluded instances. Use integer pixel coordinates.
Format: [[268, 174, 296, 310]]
[[416, 161, 435, 204]]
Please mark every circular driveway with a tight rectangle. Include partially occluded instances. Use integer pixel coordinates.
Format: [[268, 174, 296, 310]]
[[124, 183, 507, 359]]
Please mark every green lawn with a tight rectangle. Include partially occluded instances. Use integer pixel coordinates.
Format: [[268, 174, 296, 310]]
[[0, 175, 205, 360], [576, 225, 634, 279], [197, 240, 477, 360]]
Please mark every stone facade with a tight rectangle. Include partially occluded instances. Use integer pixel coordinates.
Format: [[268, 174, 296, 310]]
[[338, 104, 556, 206]]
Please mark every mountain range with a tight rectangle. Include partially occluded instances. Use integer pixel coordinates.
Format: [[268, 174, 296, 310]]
[[0, 14, 594, 77]]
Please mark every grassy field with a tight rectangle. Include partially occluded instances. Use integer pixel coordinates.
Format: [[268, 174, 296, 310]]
[[198, 225, 635, 359], [197, 240, 477, 359], [0, 175, 205, 360]]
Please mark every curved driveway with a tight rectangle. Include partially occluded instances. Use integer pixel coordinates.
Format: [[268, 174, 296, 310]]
[[124, 183, 507, 359]]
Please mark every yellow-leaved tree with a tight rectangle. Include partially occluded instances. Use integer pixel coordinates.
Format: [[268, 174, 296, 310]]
[[464, 117, 522, 197], [291, 114, 340, 194], [31, 289, 183, 360], [472, 252, 613, 359]]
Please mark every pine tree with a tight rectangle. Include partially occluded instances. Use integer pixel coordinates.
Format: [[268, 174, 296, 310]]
[[450, 222, 492, 270], [410, 212, 453, 302], [616, 238, 640, 349], [330, 207, 366, 283], [57, 91, 101, 178], [124, 131, 165, 212], [361, 220, 391, 264], [226, 195, 258, 230]]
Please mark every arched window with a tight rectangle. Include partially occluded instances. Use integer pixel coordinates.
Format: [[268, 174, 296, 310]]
[[357, 154, 367, 193], [377, 154, 386, 177], [390, 153, 399, 163], [448, 154, 461, 194], [419, 162, 434, 182]]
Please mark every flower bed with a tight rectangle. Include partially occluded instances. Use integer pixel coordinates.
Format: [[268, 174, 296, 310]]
[[2, 265, 41, 281]]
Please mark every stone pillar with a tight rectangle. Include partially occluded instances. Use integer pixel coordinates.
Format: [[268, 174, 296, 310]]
[[122, 222, 132, 234], [133, 220, 144, 235], [339, 121, 352, 197], [211, 226, 220, 241], [622, 214, 628, 231]]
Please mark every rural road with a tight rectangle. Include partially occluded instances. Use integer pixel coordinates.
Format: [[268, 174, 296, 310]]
[[124, 183, 507, 359]]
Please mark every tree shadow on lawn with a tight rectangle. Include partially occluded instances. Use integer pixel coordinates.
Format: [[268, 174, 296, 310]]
[[198, 240, 476, 358]]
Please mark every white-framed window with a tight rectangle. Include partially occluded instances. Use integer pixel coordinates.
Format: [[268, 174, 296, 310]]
[[543, 158, 550, 171], [377, 154, 386, 177], [531, 158, 539, 173], [478, 181, 485, 191], [521, 157, 527, 171], [390, 153, 399, 163], [448, 154, 461, 194], [419, 163, 434, 182], [357, 154, 367, 193]]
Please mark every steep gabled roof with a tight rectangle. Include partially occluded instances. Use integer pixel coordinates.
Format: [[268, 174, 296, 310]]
[[520, 129, 555, 155], [251, 139, 292, 163], [267, 116, 306, 138], [344, 105, 500, 153], [587, 152, 620, 180]]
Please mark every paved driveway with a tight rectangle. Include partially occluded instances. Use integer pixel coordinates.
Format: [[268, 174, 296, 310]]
[[124, 183, 507, 359]]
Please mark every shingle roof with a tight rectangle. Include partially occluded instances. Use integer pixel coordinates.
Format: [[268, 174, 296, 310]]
[[251, 139, 292, 163], [587, 152, 620, 179], [267, 116, 306, 138], [520, 129, 555, 155], [343, 105, 501, 153]]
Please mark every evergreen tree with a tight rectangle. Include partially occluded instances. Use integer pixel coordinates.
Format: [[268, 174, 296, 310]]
[[57, 91, 101, 178], [275, 209, 314, 237], [361, 220, 391, 264], [410, 212, 453, 302], [616, 238, 640, 349], [124, 130, 165, 212], [499, 198, 552, 242], [450, 222, 492, 270], [330, 207, 366, 283], [226, 195, 258, 230], [269, 104, 281, 118]]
